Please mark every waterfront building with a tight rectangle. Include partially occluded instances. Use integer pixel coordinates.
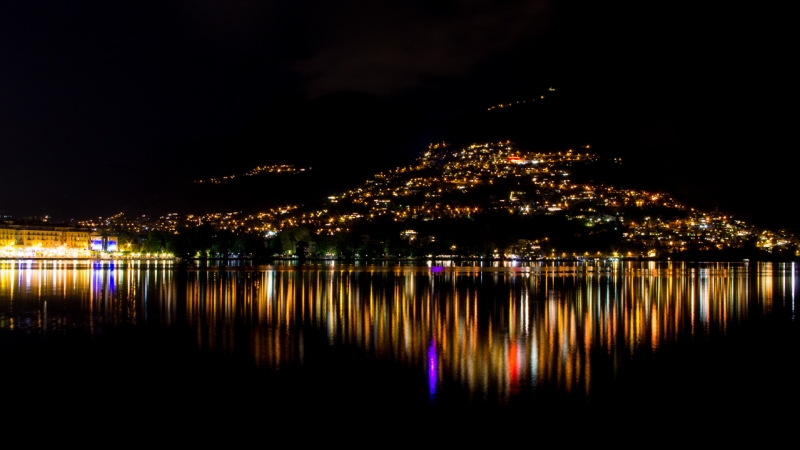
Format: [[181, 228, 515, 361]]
[[0, 221, 90, 257]]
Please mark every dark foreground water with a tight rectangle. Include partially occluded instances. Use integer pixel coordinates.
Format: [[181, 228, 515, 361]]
[[1, 260, 798, 434]]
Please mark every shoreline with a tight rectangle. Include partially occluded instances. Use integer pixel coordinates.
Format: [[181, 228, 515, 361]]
[[0, 257, 177, 261], [1, 256, 791, 263]]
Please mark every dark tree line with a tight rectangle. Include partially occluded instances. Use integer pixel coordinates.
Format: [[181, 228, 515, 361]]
[[113, 212, 796, 261], [269, 213, 626, 259], [118, 224, 271, 258]]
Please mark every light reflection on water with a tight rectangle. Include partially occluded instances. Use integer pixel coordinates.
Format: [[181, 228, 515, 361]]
[[0, 260, 797, 403]]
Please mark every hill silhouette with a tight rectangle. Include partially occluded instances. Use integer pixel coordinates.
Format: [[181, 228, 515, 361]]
[[120, 86, 795, 230]]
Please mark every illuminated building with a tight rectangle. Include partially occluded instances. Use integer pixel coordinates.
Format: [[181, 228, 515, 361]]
[[89, 233, 119, 252], [0, 221, 90, 257]]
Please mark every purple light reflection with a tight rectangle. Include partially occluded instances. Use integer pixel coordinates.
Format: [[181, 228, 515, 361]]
[[428, 338, 437, 399]]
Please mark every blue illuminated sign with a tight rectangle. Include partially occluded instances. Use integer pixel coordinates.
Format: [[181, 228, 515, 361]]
[[90, 239, 103, 251]]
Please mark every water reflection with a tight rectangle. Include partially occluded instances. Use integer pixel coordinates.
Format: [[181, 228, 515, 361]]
[[0, 260, 175, 334], [1, 260, 797, 403]]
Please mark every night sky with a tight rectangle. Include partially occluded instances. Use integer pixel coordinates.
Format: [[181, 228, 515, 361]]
[[2, 1, 795, 228]]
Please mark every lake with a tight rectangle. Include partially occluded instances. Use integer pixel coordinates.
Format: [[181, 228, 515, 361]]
[[2, 259, 798, 432]]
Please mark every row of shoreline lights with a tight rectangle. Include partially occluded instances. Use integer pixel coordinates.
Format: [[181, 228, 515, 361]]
[[1, 245, 173, 259]]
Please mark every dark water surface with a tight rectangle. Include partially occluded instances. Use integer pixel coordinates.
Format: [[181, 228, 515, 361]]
[[2, 260, 798, 431]]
